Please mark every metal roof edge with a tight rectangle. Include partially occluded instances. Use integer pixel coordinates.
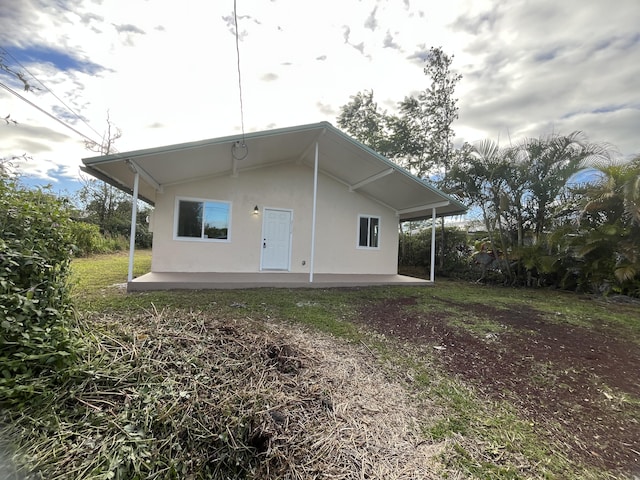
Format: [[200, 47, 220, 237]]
[[321, 123, 468, 214], [82, 122, 331, 166], [80, 166, 155, 206]]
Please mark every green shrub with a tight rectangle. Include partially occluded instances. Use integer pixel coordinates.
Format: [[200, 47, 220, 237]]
[[398, 226, 471, 277], [69, 220, 104, 256], [0, 177, 78, 405], [102, 233, 130, 252], [69, 221, 132, 256]]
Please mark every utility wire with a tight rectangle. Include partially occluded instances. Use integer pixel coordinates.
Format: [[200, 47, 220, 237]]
[[1, 47, 105, 143], [0, 81, 99, 146], [233, 0, 246, 144]]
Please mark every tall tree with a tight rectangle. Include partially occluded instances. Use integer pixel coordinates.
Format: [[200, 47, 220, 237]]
[[500, 145, 530, 248], [397, 47, 462, 176], [338, 47, 462, 177], [77, 114, 153, 245], [447, 139, 514, 276], [336, 91, 391, 155]]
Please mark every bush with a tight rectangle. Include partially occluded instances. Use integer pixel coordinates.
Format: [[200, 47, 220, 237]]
[[69, 221, 132, 256], [69, 221, 104, 256], [135, 223, 153, 249], [0, 177, 78, 404], [398, 226, 471, 277]]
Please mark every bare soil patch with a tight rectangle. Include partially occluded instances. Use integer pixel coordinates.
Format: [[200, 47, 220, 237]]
[[357, 295, 640, 475]]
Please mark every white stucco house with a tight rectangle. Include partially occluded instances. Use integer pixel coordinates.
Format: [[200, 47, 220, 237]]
[[81, 122, 466, 291]]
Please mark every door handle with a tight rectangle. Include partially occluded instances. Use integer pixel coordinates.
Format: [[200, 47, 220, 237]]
[[263, 239, 267, 248]]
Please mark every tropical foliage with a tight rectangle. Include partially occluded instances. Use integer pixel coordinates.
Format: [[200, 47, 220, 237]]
[[337, 45, 639, 296], [447, 138, 640, 296], [0, 169, 79, 405], [573, 156, 640, 294], [398, 226, 470, 276]]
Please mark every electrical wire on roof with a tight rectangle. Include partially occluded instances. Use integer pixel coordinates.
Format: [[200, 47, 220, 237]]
[[231, 0, 248, 161]]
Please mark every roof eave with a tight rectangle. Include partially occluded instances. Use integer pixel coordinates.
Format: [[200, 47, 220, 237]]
[[80, 121, 468, 217], [80, 165, 155, 206], [322, 123, 467, 217], [82, 121, 331, 166]]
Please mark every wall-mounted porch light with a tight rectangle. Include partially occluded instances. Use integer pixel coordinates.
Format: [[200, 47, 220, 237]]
[[253, 205, 260, 215]]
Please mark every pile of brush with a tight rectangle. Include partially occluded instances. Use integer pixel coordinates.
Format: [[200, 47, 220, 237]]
[[1, 304, 445, 479]]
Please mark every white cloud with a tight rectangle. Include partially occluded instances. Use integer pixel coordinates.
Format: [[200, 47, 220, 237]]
[[365, 6, 378, 31], [0, 0, 638, 185]]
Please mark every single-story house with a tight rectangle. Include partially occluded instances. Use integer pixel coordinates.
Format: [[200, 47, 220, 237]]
[[81, 122, 466, 291]]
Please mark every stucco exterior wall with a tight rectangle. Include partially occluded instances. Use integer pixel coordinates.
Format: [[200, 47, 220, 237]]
[[150, 161, 399, 275], [314, 175, 399, 274]]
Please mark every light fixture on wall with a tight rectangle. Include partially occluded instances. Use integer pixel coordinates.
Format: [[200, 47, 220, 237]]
[[253, 205, 259, 215]]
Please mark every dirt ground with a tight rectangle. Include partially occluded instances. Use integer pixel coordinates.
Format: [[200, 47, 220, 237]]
[[357, 295, 640, 475]]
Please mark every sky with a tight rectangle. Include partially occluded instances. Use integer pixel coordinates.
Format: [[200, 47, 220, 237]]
[[1, 0, 639, 195]]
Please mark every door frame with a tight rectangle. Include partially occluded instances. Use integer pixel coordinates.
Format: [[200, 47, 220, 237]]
[[260, 207, 293, 271]]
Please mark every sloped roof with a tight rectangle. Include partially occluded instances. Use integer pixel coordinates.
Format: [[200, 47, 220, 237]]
[[81, 121, 466, 220]]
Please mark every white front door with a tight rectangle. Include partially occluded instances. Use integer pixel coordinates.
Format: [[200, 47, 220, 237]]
[[261, 208, 292, 270]]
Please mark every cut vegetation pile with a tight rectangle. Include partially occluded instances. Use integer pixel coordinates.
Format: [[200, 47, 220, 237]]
[[2, 305, 449, 479]]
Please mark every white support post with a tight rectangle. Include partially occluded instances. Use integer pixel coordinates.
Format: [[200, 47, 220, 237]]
[[430, 207, 436, 283], [127, 171, 140, 283], [309, 141, 319, 283]]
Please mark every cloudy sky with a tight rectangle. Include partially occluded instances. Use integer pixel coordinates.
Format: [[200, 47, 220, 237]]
[[1, 0, 639, 192]]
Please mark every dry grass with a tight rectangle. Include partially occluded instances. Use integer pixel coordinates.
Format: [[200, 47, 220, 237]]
[[2, 305, 452, 479]]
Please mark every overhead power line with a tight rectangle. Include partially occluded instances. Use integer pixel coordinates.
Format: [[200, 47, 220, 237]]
[[1, 47, 105, 143], [0, 80, 99, 146]]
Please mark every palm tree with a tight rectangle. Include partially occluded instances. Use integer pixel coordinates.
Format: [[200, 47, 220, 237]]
[[447, 139, 519, 281], [515, 132, 607, 244], [582, 155, 640, 225], [579, 155, 640, 290]]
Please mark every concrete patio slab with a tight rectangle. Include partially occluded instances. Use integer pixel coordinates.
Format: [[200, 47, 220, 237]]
[[128, 272, 432, 292]]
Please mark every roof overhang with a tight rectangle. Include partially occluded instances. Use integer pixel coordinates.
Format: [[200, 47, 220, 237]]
[[81, 121, 467, 220]]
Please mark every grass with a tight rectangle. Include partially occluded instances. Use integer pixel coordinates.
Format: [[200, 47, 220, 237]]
[[71, 252, 638, 339], [71, 249, 152, 297], [407, 278, 640, 341], [2, 252, 636, 478]]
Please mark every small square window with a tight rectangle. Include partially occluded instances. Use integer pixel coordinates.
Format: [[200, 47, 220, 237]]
[[358, 215, 379, 248]]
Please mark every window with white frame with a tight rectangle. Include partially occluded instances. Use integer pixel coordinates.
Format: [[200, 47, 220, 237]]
[[358, 215, 379, 248], [175, 197, 231, 241]]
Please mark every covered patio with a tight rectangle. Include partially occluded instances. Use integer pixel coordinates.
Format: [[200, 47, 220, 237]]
[[128, 272, 431, 291]]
